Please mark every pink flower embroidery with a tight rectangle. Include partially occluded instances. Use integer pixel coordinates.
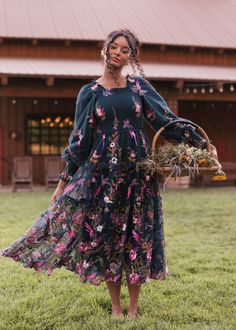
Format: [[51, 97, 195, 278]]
[[88, 112, 95, 127], [133, 99, 142, 116], [128, 149, 136, 162], [91, 83, 99, 91], [79, 242, 88, 252], [129, 249, 137, 261], [54, 243, 66, 254], [103, 89, 113, 96], [72, 212, 83, 225], [64, 182, 76, 194], [90, 150, 101, 164], [131, 80, 147, 96], [95, 105, 106, 120], [129, 273, 141, 285], [147, 249, 152, 262]]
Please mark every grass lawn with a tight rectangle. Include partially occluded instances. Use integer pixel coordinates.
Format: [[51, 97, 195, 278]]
[[0, 188, 235, 330]]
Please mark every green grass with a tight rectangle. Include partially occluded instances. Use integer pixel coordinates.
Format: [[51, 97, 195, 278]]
[[0, 188, 236, 330]]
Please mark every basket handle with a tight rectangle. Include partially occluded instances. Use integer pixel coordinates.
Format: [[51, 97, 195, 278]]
[[151, 119, 211, 155]]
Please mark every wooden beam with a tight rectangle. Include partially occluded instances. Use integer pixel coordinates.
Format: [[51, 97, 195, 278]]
[[218, 48, 224, 55], [64, 40, 71, 47], [46, 77, 55, 87], [160, 45, 166, 51], [0, 38, 4, 45], [179, 92, 236, 101], [0, 85, 80, 97], [32, 39, 38, 46], [175, 80, 184, 94]]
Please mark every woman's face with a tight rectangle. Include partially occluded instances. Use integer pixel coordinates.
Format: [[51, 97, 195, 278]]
[[106, 36, 131, 68]]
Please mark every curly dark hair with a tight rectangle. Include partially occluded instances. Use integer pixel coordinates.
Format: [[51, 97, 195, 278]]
[[101, 29, 145, 86]]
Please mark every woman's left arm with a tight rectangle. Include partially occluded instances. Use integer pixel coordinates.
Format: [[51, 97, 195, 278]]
[[139, 77, 209, 150]]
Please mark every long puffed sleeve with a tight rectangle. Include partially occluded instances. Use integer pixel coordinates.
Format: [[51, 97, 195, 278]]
[[137, 77, 207, 148], [58, 85, 97, 182]]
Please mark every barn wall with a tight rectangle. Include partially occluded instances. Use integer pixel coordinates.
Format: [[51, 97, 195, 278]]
[[179, 101, 236, 162], [0, 97, 75, 184]]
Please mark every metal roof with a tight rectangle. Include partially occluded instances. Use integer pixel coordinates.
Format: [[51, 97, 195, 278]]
[[1, 57, 236, 82], [0, 0, 236, 49]]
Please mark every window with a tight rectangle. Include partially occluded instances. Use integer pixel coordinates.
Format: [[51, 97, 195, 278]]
[[26, 116, 73, 155]]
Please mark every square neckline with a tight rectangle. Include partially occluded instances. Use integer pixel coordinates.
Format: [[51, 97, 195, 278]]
[[94, 74, 130, 91]]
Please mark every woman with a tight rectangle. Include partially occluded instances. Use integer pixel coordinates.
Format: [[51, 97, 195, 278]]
[[0, 29, 217, 319]]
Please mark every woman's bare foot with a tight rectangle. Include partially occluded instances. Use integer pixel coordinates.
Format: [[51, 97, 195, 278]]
[[111, 305, 123, 319], [127, 304, 138, 319]]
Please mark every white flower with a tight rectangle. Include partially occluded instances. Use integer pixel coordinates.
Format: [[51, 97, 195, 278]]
[[111, 157, 118, 164], [96, 225, 103, 232], [83, 260, 89, 269], [104, 196, 113, 204], [110, 142, 115, 147], [122, 223, 127, 231]]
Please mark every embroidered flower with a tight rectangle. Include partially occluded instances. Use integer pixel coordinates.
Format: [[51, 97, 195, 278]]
[[147, 249, 152, 262], [95, 104, 106, 120], [88, 112, 95, 127], [133, 98, 142, 116], [129, 273, 141, 285], [128, 149, 136, 162], [103, 89, 113, 96], [131, 79, 147, 96], [129, 249, 137, 261], [110, 262, 118, 274], [54, 243, 66, 254], [91, 83, 99, 91], [91, 177, 96, 183], [104, 196, 113, 203], [96, 225, 103, 232], [83, 260, 90, 269], [90, 150, 101, 164], [79, 242, 88, 252], [91, 241, 98, 248], [122, 223, 127, 231], [111, 156, 118, 164], [110, 142, 115, 147]]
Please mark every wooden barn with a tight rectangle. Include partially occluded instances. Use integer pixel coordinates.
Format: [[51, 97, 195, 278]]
[[0, 0, 235, 186]]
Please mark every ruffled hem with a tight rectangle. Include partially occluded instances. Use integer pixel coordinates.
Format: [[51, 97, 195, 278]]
[[0, 252, 171, 286]]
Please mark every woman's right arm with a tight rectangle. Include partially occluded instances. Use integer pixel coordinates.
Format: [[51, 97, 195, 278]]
[[51, 179, 66, 203], [51, 84, 97, 202]]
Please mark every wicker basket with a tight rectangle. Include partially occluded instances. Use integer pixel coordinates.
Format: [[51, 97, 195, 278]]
[[138, 119, 222, 178]]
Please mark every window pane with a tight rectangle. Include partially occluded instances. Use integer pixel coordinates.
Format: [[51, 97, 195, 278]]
[[27, 116, 73, 155]]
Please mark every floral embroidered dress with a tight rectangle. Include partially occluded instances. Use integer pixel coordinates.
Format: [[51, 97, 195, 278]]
[[0, 75, 206, 286]]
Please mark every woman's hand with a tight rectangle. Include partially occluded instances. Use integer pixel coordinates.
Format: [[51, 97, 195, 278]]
[[209, 144, 218, 159], [51, 180, 66, 203]]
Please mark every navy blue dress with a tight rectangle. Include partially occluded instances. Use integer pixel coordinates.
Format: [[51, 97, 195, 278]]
[[0, 75, 206, 285]]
